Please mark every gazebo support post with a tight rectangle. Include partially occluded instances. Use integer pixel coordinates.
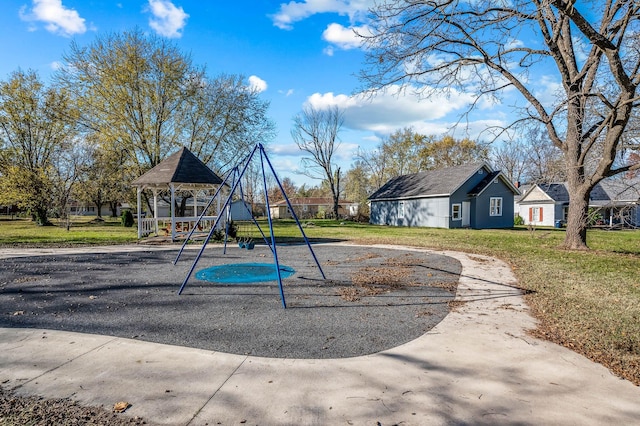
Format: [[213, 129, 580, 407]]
[[170, 183, 176, 242], [192, 189, 198, 221], [136, 187, 142, 239], [153, 188, 159, 236]]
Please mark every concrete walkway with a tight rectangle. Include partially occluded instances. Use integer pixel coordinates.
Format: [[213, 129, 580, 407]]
[[1, 244, 638, 425]]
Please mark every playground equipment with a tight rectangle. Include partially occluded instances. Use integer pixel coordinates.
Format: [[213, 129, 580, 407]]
[[173, 143, 326, 308]]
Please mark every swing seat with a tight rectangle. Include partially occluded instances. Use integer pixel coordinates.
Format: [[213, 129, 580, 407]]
[[245, 240, 255, 250], [238, 240, 246, 248]]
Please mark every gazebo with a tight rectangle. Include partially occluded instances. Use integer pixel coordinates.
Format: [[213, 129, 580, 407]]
[[131, 147, 224, 241]]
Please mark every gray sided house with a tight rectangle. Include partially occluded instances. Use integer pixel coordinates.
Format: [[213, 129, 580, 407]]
[[369, 163, 520, 229]]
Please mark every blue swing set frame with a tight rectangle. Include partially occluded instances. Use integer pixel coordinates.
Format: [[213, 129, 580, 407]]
[[173, 143, 326, 309]]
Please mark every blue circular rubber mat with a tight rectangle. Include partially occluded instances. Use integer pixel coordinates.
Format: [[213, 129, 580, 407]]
[[195, 263, 296, 284]]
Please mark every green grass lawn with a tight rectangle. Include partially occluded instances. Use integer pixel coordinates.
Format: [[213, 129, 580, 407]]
[[1, 216, 639, 385], [0, 216, 138, 245]]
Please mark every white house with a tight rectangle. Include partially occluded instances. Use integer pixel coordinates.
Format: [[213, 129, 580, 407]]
[[269, 197, 358, 219], [517, 180, 640, 227]]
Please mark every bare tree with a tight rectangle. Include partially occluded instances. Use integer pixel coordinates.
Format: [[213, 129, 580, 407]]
[[356, 146, 389, 190], [491, 138, 530, 185], [291, 105, 344, 219], [360, 0, 640, 249], [525, 127, 567, 183], [492, 127, 565, 185]]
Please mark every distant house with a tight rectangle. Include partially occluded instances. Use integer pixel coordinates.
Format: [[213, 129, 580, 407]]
[[66, 200, 124, 218], [269, 197, 358, 219], [229, 199, 253, 221], [517, 180, 640, 227], [368, 162, 520, 229]]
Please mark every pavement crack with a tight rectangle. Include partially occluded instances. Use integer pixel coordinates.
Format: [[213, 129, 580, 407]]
[[8, 336, 119, 392], [185, 355, 249, 426]]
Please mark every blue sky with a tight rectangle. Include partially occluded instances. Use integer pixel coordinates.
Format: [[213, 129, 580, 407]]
[[0, 0, 515, 187]]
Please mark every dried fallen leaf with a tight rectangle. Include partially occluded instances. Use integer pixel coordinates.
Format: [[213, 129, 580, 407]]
[[13, 311, 24, 316], [113, 401, 131, 413]]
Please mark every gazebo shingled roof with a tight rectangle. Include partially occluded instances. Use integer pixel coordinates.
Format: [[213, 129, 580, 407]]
[[131, 147, 223, 189]]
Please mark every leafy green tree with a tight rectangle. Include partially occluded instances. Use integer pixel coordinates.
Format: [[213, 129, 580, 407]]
[[55, 29, 275, 214], [75, 141, 131, 218], [0, 70, 77, 225], [50, 140, 86, 226], [356, 127, 428, 186], [267, 176, 297, 202], [418, 136, 489, 169], [55, 30, 196, 173], [296, 183, 327, 198], [382, 127, 430, 176], [360, 1, 640, 249], [343, 162, 372, 216], [357, 128, 487, 188]]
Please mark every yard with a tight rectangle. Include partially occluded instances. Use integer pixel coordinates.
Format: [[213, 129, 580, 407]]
[[1, 216, 638, 385]]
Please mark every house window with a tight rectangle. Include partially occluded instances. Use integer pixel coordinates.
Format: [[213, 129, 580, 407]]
[[398, 201, 405, 219], [529, 207, 543, 222], [490, 197, 502, 216], [452, 203, 461, 220]]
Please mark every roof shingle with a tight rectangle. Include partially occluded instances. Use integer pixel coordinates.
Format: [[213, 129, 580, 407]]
[[368, 162, 487, 200], [131, 147, 223, 187]]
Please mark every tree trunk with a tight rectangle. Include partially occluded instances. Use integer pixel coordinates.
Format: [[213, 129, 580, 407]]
[[110, 201, 118, 217], [34, 207, 51, 226], [95, 201, 103, 218], [562, 184, 590, 250], [178, 197, 188, 217], [331, 169, 341, 219]]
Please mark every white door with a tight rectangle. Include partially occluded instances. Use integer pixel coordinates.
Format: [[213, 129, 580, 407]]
[[462, 201, 470, 227]]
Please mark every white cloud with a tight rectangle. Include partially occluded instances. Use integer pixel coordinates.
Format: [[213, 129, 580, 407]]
[[322, 23, 370, 52], [278, 88, 295, 96], [306, 85, 477, 133], [334, 141, 360, 162], [270, 143, 303, 156], [248, 75, 268, 93], [19, 0, 87, 37], [505, 38, 524, 50], [270, 0, 373, 30], [533, 75, 563, 108], [147, 0, 189, 38], [50, 61, 63, 70]]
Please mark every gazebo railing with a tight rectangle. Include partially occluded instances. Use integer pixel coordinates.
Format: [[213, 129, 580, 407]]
[[139, 216, 219, 238]]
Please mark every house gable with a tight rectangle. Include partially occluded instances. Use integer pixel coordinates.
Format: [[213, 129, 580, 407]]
[[519, 185, 559, 204]]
